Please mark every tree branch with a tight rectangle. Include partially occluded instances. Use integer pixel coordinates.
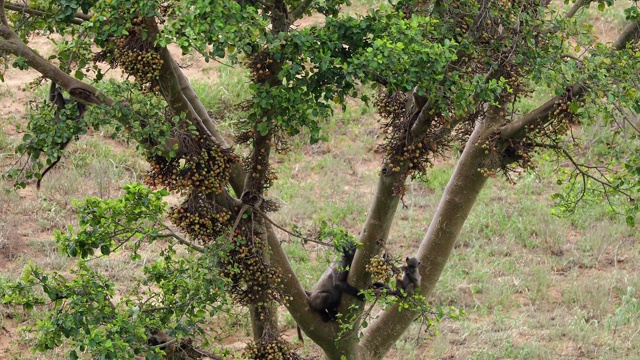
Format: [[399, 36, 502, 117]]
[[160, 227, 206, 253], [3, 2, 89, 25], [0, 0, 8, 26], [0, 22, 106, 103], [144, 18, 247, 194], [566, 0, 585, 18], [290, 0, 314, 22], [360, 105, 502, 359], [500, 19, 640, 141], [263, 221, 341, 347], [531, 142, 634, 202], [0, 20, 196, 164], [499, 83, 584, 140], [255, 208, 332, 247], [615, 20, 640, 51]]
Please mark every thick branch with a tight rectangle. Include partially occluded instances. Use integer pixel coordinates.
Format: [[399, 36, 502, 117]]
[[0, 0, 8, 26], [0, 22, 190, 160], [501, 20, 640, 140], [615, 20, 640, 51], [499, 83, 583, 140], [0, 23, 107, 103], [263, 222, 341, 348], [144, 19, 246, 193]]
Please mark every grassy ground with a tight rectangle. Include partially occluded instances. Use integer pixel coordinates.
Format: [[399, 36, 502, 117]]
[[1, 2, 639, 359]]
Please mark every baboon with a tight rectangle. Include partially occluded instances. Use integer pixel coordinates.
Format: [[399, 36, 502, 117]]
[[373, 256, 422, 297], [305, 244, 364, 322]]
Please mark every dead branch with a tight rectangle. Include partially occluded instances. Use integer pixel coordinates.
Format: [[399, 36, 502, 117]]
[[3, 2, 89, 25]]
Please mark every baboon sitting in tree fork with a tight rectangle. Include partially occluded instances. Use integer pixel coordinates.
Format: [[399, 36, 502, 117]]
[[395, 257, 421, 297], [373, 256, 422, 297], [305, 243, 365, 322]]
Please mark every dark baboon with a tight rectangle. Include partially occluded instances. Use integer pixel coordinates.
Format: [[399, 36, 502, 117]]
[[305, 244, 364, 322]]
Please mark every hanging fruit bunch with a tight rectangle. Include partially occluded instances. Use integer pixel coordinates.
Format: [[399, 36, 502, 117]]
[[244, 336, 302, 360], [219, 227, 288, 305], [94, 16, 163, 92], [247, 50, 274, 84], [144, 130, 237, 196]]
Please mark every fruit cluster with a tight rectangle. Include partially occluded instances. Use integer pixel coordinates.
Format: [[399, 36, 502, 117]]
[[93, 17, 163, 92], [374, 90, 444, 178], [244, 337, 301, 360], [145, 133, 235, 196], [219, 229, 287, 306], [366, 255, 396, 283], [167, 192, 232, 243], [245, 139, 278, 195], [374, 90, 406, 123], [248, 51, 274, 83]]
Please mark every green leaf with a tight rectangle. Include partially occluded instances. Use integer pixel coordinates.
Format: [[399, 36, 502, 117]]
[[626, 215, 635, 227]]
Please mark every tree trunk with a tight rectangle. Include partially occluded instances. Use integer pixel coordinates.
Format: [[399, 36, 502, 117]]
[[360, 107, 504, 358]]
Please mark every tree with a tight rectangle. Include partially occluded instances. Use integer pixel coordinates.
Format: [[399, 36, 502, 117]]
[[1, 0, 639, 359]]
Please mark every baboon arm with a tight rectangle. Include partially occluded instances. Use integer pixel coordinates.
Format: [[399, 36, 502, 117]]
[[342, 283, 365, 301]]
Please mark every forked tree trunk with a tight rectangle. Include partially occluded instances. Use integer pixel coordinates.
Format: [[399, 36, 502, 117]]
[[355, 108, 503, 359]]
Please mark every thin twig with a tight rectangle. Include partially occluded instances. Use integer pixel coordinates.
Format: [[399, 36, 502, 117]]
[[254, 208, 332, 247], [149, 338, 177, 349], [531, 142, 634, 201], [561, 54, 583, 63], [160, 226, 206, 253]]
